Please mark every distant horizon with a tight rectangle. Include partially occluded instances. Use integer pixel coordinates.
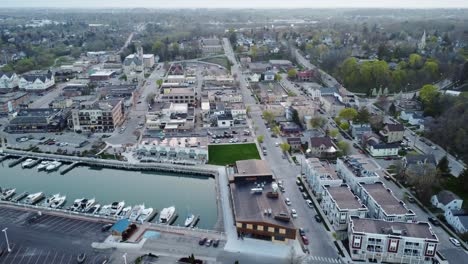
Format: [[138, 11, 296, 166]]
[[2, 0, 468, 9]]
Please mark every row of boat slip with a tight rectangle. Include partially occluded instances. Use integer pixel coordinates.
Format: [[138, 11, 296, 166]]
[[21, 158, 63, 172]]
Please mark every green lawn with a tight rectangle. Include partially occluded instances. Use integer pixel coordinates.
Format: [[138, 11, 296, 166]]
[[208, 143, 260, 165], [200, 56, 230, 69]]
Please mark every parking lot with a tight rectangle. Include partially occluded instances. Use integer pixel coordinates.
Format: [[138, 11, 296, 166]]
[[0, 206, 112, 264]]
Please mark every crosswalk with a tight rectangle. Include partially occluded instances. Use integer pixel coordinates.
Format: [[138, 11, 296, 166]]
[[303, 255, 343, 263]]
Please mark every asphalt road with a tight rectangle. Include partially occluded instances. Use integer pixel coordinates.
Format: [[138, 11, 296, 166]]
[[223, 38, 341, 261]]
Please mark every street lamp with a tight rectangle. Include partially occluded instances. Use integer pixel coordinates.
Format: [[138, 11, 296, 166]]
[[2, 228, 11, 252], [122, 253, 127, 264]]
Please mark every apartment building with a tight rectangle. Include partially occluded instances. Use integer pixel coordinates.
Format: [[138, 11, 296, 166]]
[[303, 158, 342, 197], [70, 99, 124, 132], [336, 155, 381, 192], [348, 217, 438, 264], [321, 184, 368, 231], [356, 182, 415, 222]]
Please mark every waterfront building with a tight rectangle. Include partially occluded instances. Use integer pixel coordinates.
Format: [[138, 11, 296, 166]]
[[70, 99, 124, 132], [6, 108, 70, 133]]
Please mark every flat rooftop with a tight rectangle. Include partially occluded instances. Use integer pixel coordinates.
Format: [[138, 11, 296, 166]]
[[350, 217, 437, 240], [325, 185, 365, 210], [361, 182, 412, 216], [341, 155, 380, 178], [165, 88, 194, 94], [231, 181, 295, 228], [235, 159, 272, 177], [307, 158, 339, 180]]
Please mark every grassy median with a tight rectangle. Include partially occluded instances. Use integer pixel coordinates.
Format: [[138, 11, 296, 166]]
[[208, 143, 260, 165]]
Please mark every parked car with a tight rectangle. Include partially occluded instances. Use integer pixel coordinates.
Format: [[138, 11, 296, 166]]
[[301, 235, 309, 245], [101, 223, 113, 232], [449, 237, 461, 247], [205, 239, 213, 247], [314, 215, 322, 222], [299, 228, 306, 236], [285, 198, 291, 206], [198, 237, 207, 245], [306, 200, 313, 208], [213, 239, 220, 248], [291, 209, 298, 218], [407, 196, 416, 203], [428, 217, 440, 226]]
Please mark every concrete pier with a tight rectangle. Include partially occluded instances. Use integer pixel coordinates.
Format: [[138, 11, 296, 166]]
[[60, 161, 80, 175], [0, 155, 9, 162], [8, 156, 27, 167]]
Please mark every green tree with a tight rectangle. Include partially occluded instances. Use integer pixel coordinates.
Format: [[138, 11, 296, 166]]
[[228, 29, 237, 45], [280, 143, 291, 153], [287, 69, 297, 79], [339, 121, 350, 131], [338, 108, 358, 121], [419, 84, 439, 105], [334, 117, 341, 126], [309, 116, 327, 129], [275, 74, 282, 81], [354, 107, 371, 124], [437, 155, 450, 175], [422, 61, 439, 79], [389, 103, 397, 116], [262, 110, 275, 124], [409, 54, 423, 69], [291, 109, 301, 126], [146, 92, 155, 105], [257, 135, 264, 144], [152, 40, 164, 55], [156, 79, 163, 87], [329, 129, 339, 138], [337, 141, 351, 155], [250, 45, 258, 59], [272, 126, 281, 135]]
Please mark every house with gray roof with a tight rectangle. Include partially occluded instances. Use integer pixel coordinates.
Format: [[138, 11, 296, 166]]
[[0, 71, 19, 90], [431, 190, 463, 212], [444, 209, 468, 233], [403, 154, 437, 168], [18, 70, 55, 91]]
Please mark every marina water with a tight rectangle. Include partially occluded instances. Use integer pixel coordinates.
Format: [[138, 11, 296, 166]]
[[0, 162, 217, 229]]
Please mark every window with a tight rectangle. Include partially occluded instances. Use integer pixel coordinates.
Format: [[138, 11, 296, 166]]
[[352, 236, 362, 249], [257, 225, 264, 231], [279, 228, 286, 234], [246, 224, 253, 230], [268, 227, 274, 232], [388, 239, 399, 253], [425, 243, 436, 256]]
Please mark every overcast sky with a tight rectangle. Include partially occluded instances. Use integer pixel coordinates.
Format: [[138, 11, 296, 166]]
[[3, 0, 468, 9]]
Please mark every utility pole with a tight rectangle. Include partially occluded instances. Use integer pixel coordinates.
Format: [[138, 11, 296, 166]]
[[2, 228, 11, 252]]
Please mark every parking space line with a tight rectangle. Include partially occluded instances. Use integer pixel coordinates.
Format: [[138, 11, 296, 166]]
[[25, 248, 38, 264], [54, 219, 82, 232], [58, 253, 66, 264], [42, 250, 51, 264], [33, 249, 44, 264], [65, 254, 73, 264], [6, 245, 23, 264], [66, 221, 97, 234], [17, 247, 30, 264], [48, 218, 77, 231], [40, 215, 65, 226], [63, 221, 91, 233], [49, 251, 58, 264], [31, 214, 54, 225]]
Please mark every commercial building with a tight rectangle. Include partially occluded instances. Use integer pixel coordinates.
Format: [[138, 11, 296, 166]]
[[70, 99, 124, 132], [356, 182, 415, 222], [304, 158, 342, 196], [89, 70, 116, 81], [336, 155, 381, 192], [0, 92, 29, 116], [136, 138, 208, 164], [6, 108, 70, 133], [161, 88, 195, 105], [229, 160, 296, 243], [348, 217, 438, 264], [321, 184, 368, 231], [0, 72, 19, 91], [145, 103, 194, 132]]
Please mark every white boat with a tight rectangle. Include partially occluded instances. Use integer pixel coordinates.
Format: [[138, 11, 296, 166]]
[[184, 214, 195, 227], [50, 195, 66, 209], [71, 198, 85, 211], [37, 161, 50, 170], [87, 204, 101, 214], [110, 201, 125, 216], [79, 198, 96, 212], [137, 208, 154, 222], [119, 206, 132, 218], [159, 206, 176, 224], [21, 158, 35, 168], [100, 204, 112, 216], [129, 204, 145, 221], [1, 188, 16, 200], [25, 192, 44, 204], [45, 161, 62, 171], [44, 193, 61, 207]]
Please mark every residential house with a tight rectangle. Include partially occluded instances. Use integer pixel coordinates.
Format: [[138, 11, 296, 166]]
[[308, 137, 337, 159], [269, 60, 293, 69], [279, 122, 301, 134], [431, 190, 463, 212], [296, 70, 315, 82], [0, 72, 19, 91], [321, 184, 368, 231], [18, 70, 55, 91], [444, 209, 468, 234], [348, 217, 438, 264], [263, 71, 276, 82], [363, 133, 399, 157], [380, 123, 405, 143], [286, 137, 302, 151], [403, 154, 437, 169], [400, 111, 424, 126], [350, 123, 372, 141]]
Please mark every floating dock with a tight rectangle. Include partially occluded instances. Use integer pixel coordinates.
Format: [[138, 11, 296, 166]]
[[0, 155, 9, 162], [60, 162, 80, 175], [8, 156, 27, 167], [23, 159, 41, 169], [11, 192, 28, 203], [190, 215, 200, 228]]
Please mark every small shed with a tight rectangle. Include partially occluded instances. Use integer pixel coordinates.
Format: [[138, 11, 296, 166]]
[[111, 219, 131, 238]]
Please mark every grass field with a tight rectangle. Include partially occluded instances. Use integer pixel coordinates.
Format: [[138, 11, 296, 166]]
[[208, 143, 260, 165], [200, 56, 230, 69]]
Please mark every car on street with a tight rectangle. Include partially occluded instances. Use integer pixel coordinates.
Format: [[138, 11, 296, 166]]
[[205, 239, 212, 247], [306, 199, 313, 208], [428, 217, 440, 226], [314, 214, 322, 222], [213, 239, 220, 248], [199, 237, 207, 245], [299, 186, 304, 192], [407, 196, 416, 203], [291, 209, 298, 218], [285, 198, 291, 206], [301, 235, 309, 245], [299, 228, 306, 236], [449, 237, 461, 247], [101, 223, 113, 232]]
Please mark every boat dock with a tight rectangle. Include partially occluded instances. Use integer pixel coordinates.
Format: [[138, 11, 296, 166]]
[[60, 162, 80, 175], [11, 192, 28, 203], [190, 215, 200, 228], [24, 159, 41, 168], [0, 155, 9, 162], [8, 156, 27, 167]]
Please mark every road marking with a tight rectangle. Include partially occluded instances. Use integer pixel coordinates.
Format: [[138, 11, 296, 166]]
[[49, 251, 59, 264], [25, 248, 38, 264], [33, 249, 44, 264], [65, 254, 73, 264], [57, 219, 85, 233], [8, 245, 24, 264], [17, 247, 30, 264], [51, 218, 79, 231]]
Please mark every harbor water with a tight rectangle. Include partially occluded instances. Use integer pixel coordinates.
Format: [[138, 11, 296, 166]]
[[0, 161, 217, 229]]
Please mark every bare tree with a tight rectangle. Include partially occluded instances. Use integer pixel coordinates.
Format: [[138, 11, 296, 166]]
[[406, 164, 437, 202]]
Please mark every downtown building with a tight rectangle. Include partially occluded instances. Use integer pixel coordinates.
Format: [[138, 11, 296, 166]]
[[70, 99, 124, 133], [348, 217, 438, 264]]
